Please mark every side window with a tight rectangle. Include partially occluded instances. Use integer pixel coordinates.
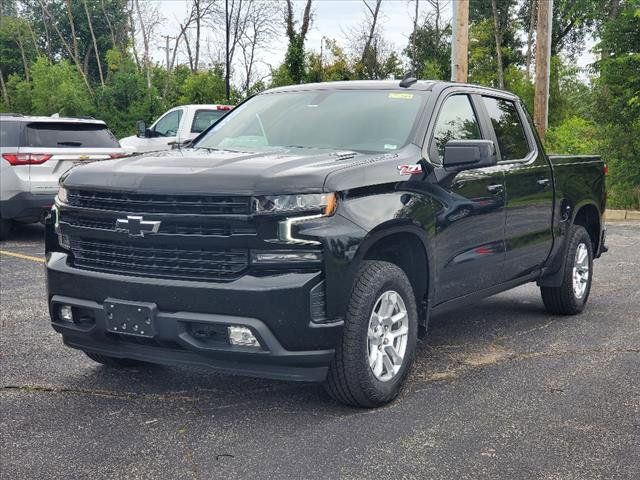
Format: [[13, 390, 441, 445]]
[[153, 109, 183, 137], [431, 94, 482, 163], [482, 97, 530, 161], [191, 110, 226, 133]]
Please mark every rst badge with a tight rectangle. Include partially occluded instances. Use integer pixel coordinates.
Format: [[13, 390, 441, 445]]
[[397, 164, 423, 176]]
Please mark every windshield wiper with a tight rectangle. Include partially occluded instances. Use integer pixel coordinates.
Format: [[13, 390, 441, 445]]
[[57, 141, 82, 146]]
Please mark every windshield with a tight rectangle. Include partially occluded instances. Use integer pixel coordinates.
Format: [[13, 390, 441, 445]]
[[195, 90, 428, 154]]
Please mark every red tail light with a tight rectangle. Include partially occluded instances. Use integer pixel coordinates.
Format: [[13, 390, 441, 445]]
[[603, 164, 609, 175], [2, 153, 52, 165], [109, 153, 127, 159], [217, 105, 232, 111]]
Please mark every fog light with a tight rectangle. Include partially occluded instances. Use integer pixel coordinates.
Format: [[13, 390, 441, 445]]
[[228, 326, 260, 347], [60, 305, 73, 322]]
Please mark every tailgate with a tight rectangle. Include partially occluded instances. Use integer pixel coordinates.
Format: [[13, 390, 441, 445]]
[[28, 148, 122, 193], [22, 121, 123, 194]]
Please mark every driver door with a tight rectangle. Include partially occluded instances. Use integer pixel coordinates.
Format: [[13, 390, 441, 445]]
[[146, 108, 183, 152], [428, 93, 507, 304]]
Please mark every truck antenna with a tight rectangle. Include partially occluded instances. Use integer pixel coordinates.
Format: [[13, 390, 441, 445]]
[[399, 72, 418, 88]]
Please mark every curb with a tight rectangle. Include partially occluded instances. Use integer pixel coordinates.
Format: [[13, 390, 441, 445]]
[[605, 209, 640, 221]]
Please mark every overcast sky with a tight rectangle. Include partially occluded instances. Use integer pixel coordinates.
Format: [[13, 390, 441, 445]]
[[150, 0, 596, 79]]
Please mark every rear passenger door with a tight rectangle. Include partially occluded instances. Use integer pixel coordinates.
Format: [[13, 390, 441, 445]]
[[428, 92, 507, 303], [480, 95, 554, 281]]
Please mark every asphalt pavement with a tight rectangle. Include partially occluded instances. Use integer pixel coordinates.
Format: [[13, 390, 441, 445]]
[[1, 222, 638, 480]]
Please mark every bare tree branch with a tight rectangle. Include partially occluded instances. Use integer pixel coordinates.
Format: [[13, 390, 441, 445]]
[[83, 0, 105, 86]]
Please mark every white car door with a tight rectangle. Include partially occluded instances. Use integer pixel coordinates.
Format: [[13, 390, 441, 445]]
[[145, 108, 184, 152]]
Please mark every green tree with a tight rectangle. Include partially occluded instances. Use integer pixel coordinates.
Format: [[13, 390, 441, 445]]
[[283, 0, 313, 84], [404, 17, 451, 80], [178, 69, 227, 105], [595, 0, 640, 209], [28, 56, 94, 115]]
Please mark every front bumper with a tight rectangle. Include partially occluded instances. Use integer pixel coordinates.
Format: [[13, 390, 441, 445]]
[[47, 252, 341, 382], [0, 192, 55, 222]]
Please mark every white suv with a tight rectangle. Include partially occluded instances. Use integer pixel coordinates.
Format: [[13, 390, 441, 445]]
[[0, 114, 125, 239]]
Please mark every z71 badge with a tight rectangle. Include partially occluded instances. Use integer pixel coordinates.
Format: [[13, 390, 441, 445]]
[[398, 164, 423, 176]]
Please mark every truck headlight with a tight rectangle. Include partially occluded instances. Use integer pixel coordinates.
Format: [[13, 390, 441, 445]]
[[57, 186, 69, 204], [252, 193, 337, 216], [251, 250, 322, 264]]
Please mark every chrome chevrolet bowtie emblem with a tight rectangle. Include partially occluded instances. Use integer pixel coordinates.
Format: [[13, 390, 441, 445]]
[[115, 215, 161, 237]]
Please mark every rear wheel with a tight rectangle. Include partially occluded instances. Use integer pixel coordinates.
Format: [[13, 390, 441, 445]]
[[541, 225, 593, 315], [84, 351, 145, 368], [324, 261, 418, 408], [0, 218, 13, 240]]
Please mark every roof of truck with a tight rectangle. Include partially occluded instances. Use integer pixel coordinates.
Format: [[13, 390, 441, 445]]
[[0, 114, 106, 124], [265, 79, 517, 98]]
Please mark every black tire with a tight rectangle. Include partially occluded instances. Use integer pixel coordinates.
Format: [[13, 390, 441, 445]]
[[541, 225, 593, 315], [0, 218, 13, 241], [84, 351, 145, 368], [324, 260, 418, 408]]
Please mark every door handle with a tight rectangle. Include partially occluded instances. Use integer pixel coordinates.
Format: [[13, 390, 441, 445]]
[[537, 178, 550, 187], [487, 184, 504, 194]]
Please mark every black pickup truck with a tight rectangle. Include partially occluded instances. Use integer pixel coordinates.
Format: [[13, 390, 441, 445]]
[[46, 80, 607, 407]]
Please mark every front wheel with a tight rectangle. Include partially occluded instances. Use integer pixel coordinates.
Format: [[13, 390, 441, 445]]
[[324, 261, 418, 408], [541, 225, 593, 315]]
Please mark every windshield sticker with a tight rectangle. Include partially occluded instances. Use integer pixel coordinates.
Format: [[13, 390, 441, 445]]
[[398, 164, 422, 175], [384, 144, 398, 150], [388, 92, 414, 99]]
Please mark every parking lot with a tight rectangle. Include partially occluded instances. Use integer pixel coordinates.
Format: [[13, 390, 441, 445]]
[[1, 222, 638, 479]]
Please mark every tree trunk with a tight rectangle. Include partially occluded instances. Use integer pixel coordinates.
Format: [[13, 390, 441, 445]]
[[490, 0, 504, 89], [225, 0, 230, 100], [14, 34, 30, 82], [100, 0, 117, 48], [194, 0, 201, 72], [83, 0, 105, 87], [129, 10, 141, 71], [134, 0, 152, 89], [412, 0, 419, 73], [0, 68, 10, 108], [65, 0, 80, 64], [526, 0, 537, 80], [361, 0, 382, 65]]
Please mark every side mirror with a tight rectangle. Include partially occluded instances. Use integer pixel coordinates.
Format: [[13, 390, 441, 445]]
[[136, 120, 147, 138], [443, 139, 497, 172]]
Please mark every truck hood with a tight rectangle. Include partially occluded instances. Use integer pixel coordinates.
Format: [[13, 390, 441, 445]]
[[61, 147, 396, 195]]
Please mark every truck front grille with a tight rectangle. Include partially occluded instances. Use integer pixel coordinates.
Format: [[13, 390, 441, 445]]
[[67, 190, 252, 215], [59, 211, 257, 237], [68, 237, 249, 281]]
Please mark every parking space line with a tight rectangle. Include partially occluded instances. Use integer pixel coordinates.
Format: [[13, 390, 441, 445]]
[[0, 250, 44, 263]]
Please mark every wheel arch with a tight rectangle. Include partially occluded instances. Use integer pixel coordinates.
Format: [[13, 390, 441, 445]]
[[352, 224, 434, 330], [540, 200, 601, 288], [572, 202, 601, 254]]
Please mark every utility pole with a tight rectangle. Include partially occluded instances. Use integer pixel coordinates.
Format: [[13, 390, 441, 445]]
[[450, 0, 469, 82], [161, 35, 174, 72], [534, 0, 553, 140]]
